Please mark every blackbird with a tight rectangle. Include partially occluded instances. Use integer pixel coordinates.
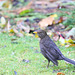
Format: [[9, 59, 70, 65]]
[[34, 29, 75, 68]]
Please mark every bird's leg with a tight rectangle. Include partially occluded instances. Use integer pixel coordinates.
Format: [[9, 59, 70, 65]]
[[50, 64, 55, 67], [47, 61, 50, 68]]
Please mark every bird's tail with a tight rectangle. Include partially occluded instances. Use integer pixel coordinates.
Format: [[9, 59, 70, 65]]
[[62, 56, 75, 65]]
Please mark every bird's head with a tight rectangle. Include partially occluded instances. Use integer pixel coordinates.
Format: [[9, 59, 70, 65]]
[[33, 30, 47, 39]]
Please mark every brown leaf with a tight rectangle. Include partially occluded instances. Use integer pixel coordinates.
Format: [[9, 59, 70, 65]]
[[11, 38, 17, 41], [69, 44, 75, 47], [17, 20, 30, 33], [53, 34, 59, 41], [38, 14, 57, 29], [57, 72, 65, 75], [65, 45, 70, 48], [16, 33, 24, 37], [9, 33, 15, 36], [58, 17, 63, 23], [34, 1, 49, 6], [49, 0, 58, 3], [66, 28, 75, 40]]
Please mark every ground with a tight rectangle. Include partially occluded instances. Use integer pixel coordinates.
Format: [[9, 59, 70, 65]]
[[0, 33, 75, 75]]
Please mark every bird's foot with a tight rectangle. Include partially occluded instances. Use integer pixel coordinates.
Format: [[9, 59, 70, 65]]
[[46, 65, 49, 68], [50, 64, 55, 67], [46, 64, 54, 68]]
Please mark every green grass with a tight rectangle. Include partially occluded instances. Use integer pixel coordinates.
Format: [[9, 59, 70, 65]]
[[0, 33, 75, 75]]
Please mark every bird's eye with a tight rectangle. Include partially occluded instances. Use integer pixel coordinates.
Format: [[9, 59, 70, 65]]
[[40, 32, 42, 33]]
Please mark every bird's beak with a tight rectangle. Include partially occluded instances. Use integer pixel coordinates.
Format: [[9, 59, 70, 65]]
[[33, 31, 38, 38], [33, 31, 37, 34]]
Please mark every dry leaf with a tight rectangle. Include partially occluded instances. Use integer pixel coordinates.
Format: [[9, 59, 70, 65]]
[[65, 44, 75, 47], [38, 14, 57, 29], [65, 39, 74, 44], [2, 0, 12, 9], [65, 45, 70, 47], [16, 33, 24, 37], [0, 16, 7, 28], [66, 28, 75, 40], [69, 44, 75, 47], [1, 16, 6, 24], [11, 38, 17, 41], [57, 32, 65, 46], [7, 20, 11, 32], [50, 0, 58, 3], [34, 1, 49, 6], [17, 21, 30, 33], [53, 34, 59, 41], [58, 17, 63, 23], [57, 72, 65, 75], [9, 33, 15, 36], [47, 30, 53, 37], [9, 28, 18, 33], [59, 36, 65, 45]]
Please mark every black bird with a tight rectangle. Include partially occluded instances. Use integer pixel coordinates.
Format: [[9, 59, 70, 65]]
[[34, 29, 75, 68]]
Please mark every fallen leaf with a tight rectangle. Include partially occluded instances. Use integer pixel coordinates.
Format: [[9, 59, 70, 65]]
[[58, 17, 63, 23], [50, 0, 58, 3], [53, 34, 59, 41], [1, 16, 6, 24], [17, 20, 30, 33], [22, 59, 30, 63], [38, 14, 57, 29], [9, 29, 14, 33], [69, 44, 75, 47], [0, 16, 6, 28], [65, 45, 70, 47], [11, 38, 17, 41], [65, 44, 75, 47], [2, 0, 12, 9], [9, 28, 18, 33], [58, 32, 65, 46], [19, 9, 34, 16], [57, 72, 65, 75], [16, 33, 24, 37], [9, 33, 15, 36], [0, 0, 6, 9], [47, 30, 53, 37], [65, 39, 74, 44], [66, 28, 75, 40], [7, 20, 11, 32]]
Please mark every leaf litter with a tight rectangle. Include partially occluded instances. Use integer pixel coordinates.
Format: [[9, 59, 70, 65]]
[[0, 0, 75, 48]]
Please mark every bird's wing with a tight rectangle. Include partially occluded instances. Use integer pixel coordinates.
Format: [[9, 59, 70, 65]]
[[45, 48, 58, 66], [40, 43, 58, 66], [41, 47, 58, 66], [44, 38, 63, 56]]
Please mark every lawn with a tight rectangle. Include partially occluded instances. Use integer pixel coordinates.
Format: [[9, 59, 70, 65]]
[[0, 33, 75, 75]]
